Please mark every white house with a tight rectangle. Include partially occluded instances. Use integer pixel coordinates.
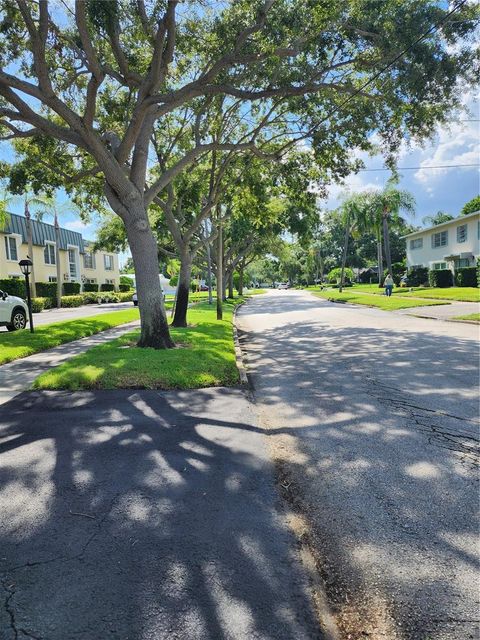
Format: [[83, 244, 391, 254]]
[[404, 210, 479, 273]]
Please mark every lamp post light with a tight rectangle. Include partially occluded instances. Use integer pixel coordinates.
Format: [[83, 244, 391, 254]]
[[19, 258, 34, 333]]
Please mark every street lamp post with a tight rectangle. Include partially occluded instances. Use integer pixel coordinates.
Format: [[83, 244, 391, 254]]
[[19, 258, 34, 333]]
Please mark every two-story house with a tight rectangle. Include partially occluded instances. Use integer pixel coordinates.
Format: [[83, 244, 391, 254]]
[[404, 210, 479, 273], [1, 212, 120, 290]]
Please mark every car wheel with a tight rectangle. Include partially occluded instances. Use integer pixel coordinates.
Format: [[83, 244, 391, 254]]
[[7, 308, 27, 331]]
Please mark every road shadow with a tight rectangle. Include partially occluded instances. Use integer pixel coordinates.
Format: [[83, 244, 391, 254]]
[[0, 388, 321, 640], [237, 311, 480, 640]]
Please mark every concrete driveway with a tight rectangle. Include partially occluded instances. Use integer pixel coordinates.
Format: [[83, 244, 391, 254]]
[[236, 290, 479, 640], [0, 388, 319, 640]]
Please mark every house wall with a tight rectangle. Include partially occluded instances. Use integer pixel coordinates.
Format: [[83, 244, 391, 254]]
[[406, 213, 480, 271], [1, 227, 120, 290]]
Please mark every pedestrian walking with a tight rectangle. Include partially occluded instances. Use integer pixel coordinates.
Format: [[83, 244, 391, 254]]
[[384, 273, 394, 297]]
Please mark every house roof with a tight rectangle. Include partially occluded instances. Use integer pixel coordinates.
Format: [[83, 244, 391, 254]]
[[3, 212, 85, 254], [402, 210, 479, 239]]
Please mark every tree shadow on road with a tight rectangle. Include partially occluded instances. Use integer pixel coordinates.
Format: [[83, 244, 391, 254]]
[[0, 388, 321, 640], [237, 314, 479, 640]]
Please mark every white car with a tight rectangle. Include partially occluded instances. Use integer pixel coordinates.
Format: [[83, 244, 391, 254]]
[[277, 282, 289, 290], [0, 290, 29, 331]]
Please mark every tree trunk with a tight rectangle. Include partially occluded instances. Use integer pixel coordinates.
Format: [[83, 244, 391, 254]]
[[238, 263, 244, 296], [228, 271, 234, 298], [54, 215, 62, 308], [339, 219, 350, 293], [206, 241, 213, 305], [216, 207, 223, 320], [124, 207, 174, 348], [172, 254, 191, 328], [377, 228, 383, 286], [24, 205, 36, 298], [382, 211, 393, 277]]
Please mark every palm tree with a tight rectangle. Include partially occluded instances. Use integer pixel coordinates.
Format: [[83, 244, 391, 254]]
[[7, 192, 52, 297], [337, 192, 370, 292], [36, 196, 81, 308], [374, 178, 415, 279]]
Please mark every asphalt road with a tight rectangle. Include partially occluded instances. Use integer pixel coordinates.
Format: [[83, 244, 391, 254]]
[[0, 388, 319, 640], [236, 290, 480, 640]]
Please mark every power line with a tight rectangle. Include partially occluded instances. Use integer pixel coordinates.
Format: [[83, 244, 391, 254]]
[[358, 163, 479, 172]]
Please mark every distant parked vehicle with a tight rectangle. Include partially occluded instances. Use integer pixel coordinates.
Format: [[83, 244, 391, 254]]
[[277, 282, 289, 290], [199, 284, 209, 291], [0, 290, 29, 331], [132, 292, 138, 306]]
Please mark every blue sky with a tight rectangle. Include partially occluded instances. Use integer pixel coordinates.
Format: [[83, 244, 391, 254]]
[[324, 94, 479, 221]]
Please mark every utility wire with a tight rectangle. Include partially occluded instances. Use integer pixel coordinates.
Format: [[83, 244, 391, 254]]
[[358, 163, 479, 172]]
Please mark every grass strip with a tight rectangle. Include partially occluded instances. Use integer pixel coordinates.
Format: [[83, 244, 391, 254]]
[[0, 308, 140, 365], [391, 287, 479, 302], [307, 284, 479, 303], [310, 289, 451, 311], [452, 313, 480, 322], [33, 300, 247, 391]]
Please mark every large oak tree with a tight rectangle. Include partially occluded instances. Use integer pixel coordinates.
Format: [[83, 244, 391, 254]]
[[0, 0, 477, 346]]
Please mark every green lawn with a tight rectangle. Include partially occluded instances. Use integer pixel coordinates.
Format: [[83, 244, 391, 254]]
[[310, 289, 451, 311], [393, 287, 480, 302], [33, 301, 243, 390], [0, 309, 140, 365], [453, 313, 480, 322], [308, 284, 479, 302]]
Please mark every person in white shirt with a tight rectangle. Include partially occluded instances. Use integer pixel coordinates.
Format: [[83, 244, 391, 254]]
[[384, 273, 394, 297]]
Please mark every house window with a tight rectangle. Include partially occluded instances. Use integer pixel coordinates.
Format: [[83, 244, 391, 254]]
[[432, 231, 448, 248], [44, 243, 56, 265], [68, 248, 77, 279], [104, 255, 114, 270], [456, 224, 467, 243], [48, 276, 57, 282], [86, 278, 97, 284], [4, 236, 18, 261], [84, 251, 96, 269], [456, 258, 470, 268], [105, 278, 115, 285], [410, 238, 423, 250], [432, 262, 447, 270]]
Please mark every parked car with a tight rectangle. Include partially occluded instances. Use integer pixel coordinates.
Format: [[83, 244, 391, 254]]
[[0, 290, 29, 331], [132, 292, 138, 306], [277, 282, 289, 290], [199, 284, 209, 292]]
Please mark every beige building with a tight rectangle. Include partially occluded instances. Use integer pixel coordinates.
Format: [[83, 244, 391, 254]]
[[1, 212, 120, 291]]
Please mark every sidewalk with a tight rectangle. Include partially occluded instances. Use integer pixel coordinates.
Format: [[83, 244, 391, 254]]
[[0, 320, 139, 405], [394, 300, 479, 320]]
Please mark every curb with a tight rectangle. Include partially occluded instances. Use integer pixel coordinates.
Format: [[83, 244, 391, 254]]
[[233, 302, 249, 386]]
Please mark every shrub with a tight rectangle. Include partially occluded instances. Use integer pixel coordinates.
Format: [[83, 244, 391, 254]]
[[169, 274, 178, 287], [0, 278, 26, 298], [100, 283, 115, 292], [455, 267, 477, 287], [82, 292, 99, 304], [36, 281, 58, 299], [429, 269, 453, 288], [120, 275, 133, 287], [31, 297, 47, 313], [406, 266, 429, 287], [61, 295, 84, 308], [63, 281, 81, 295], [97, 291, 120, 303], [117, 292, 133, 302], [118, 283, 131, 292], [477, 258, 480, 288], [83, 283, 99, 292], [327, 267, 354, 284]]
